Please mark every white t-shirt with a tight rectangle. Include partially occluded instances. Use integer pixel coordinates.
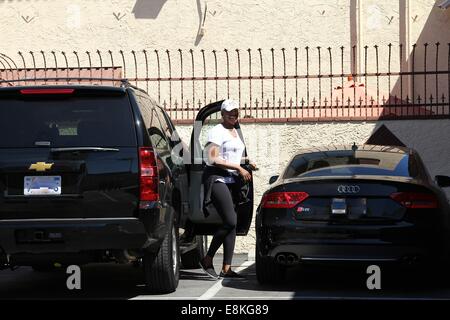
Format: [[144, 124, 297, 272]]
[[206, 124, 245, 175]]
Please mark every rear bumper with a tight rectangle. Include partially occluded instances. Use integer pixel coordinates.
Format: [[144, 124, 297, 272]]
[[0, 218, 159, 255], [257, 220, 449, 265], [266, 243, 430, 264]]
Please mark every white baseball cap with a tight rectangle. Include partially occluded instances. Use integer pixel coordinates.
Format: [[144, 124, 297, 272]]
[[221, 99, 239, 112]]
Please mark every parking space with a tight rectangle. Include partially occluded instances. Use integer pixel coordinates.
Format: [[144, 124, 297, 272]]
[[1, 254, 450, 300]]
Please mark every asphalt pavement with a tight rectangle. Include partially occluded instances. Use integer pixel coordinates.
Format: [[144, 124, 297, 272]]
[[0, 254, 450, 300]]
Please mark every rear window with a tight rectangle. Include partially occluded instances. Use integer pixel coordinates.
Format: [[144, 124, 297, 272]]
[[0, 95, 136, 148], [283, 150, 417, 179]]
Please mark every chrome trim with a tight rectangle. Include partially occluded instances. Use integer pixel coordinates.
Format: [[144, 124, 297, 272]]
[[337, 185, 361, 194]]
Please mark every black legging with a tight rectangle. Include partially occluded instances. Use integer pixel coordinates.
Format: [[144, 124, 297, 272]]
[[206, 181, 237, 265]]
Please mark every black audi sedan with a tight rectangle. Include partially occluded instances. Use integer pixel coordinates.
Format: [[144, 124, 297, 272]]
[[255, 145, 450, 284]]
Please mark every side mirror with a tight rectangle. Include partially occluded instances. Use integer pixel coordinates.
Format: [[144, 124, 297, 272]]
[[436, 175, 450, 188], [269, 175, 279, 184]]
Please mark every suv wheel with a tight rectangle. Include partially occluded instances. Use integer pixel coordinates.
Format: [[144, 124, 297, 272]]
[[255, 244, 286, 284], [143, 222, 180, 293], [181, 235, 207, 269]]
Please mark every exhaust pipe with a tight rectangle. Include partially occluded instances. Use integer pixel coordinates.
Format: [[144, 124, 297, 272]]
[[276, 253, 299, 265], [276, 254, 286, 264], [286, 254, 298, 265]]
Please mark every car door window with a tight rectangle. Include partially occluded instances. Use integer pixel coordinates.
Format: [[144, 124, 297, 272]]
[[134, 94, 171, 152], [154, 107, 173, 140], [135, 95, 154, 131], [149, 109, 170, 152]]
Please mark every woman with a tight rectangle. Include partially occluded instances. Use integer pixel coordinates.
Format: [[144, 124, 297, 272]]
[[199, 99, 256, 279]]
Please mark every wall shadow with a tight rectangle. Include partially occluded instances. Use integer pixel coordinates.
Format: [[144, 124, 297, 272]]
[[391, 1, 450, 103], [132, 0, 168, 19], [194, 0, 205, 46], [366, 1, 450, 197]]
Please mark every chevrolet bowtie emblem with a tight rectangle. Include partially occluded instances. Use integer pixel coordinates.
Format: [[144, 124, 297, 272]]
[[29, 162, 54, 172]]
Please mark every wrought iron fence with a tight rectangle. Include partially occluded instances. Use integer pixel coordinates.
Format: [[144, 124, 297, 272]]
[[0, 43, 449, 123]]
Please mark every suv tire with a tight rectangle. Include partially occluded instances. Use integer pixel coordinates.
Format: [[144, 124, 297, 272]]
[[143, 222, 180, 293], [181, 235, 207, 269], [255, 244, 286, 284]]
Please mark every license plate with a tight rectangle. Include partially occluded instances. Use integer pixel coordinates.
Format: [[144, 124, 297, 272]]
[[24, 176, 61, 196], [331, 198, 347, 215]]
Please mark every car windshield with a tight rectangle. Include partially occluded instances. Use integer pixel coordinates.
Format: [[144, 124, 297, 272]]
[[0, 95, 136, 148], [283, 150, 419, 178]]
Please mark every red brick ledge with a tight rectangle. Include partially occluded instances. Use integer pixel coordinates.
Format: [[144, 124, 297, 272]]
[[173, 115, 450, 125]]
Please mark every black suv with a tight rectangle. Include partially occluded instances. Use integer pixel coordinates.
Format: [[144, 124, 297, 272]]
[[0, 83, 196, 293], [0, 84, 256, 293]]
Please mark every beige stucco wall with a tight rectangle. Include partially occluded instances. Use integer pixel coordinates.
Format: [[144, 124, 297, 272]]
[[176, 119, 450, 253], [0, 0, 351, 52], [2, 0, 446, 54], [0, 0, 350, 107], [1, 1, 449, 107]]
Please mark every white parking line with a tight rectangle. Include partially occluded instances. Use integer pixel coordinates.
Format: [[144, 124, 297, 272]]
[[197, 260, 254, 300], [199, 296, 446, 301]]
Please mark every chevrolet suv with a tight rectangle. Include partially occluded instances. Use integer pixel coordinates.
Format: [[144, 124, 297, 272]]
[[0, 83, 194, 293]]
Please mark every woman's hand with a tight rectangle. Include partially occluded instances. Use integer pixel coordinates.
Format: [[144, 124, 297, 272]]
[[243, 157, 258, 171], [239, 167, 252, 182], [248, 161, 258, 171]]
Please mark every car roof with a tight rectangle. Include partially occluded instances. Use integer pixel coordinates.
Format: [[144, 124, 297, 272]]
[[0, 77, 150, 96], [0, 84, 127, 93], [294, 144, 411, 155]]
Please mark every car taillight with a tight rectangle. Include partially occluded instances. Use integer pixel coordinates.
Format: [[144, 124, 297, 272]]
[[139, 147, 159, 201], [390, 192, 438, 209], [261, 192, 309, 209], [20, 89, 75, 95]]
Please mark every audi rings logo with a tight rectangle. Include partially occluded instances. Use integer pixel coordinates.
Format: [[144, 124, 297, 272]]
[[337, 185, 361, 193]]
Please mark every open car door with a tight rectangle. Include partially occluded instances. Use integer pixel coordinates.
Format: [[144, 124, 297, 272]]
[[188, 100, 254, 236]]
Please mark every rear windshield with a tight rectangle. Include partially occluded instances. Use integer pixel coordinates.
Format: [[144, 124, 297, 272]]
[[0, 95, 136, 148], [283, 150, 418, 179]]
